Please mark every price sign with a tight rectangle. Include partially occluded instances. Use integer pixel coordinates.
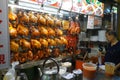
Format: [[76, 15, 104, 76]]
[[87, 15, 94, 29], [0, 0, 10, 69]]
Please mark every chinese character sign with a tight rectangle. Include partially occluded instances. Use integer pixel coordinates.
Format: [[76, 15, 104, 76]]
[[0, 0, 10, 69]]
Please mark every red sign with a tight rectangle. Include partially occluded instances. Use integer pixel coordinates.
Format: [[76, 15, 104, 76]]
[[0, 45, 3, 48], [0, 20, 2, 23], [0, 54, 5, 64], [0, 10, 2, 13]]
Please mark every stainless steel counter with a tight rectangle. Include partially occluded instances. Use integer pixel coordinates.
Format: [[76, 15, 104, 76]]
[[94, 71, 120, 80]]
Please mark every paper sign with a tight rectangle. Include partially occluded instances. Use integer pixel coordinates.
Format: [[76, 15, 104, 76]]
[[0, 0, 10, 69]]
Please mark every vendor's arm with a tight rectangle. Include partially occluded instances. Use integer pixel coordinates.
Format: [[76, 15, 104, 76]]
[[115, 63, 120, 71]]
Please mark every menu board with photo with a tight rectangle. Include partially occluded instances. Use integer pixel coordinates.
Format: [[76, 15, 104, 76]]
[[23, 0, 104, 16]]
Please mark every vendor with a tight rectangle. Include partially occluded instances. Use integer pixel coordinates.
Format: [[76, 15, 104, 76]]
[[99, 29, 120, 72]]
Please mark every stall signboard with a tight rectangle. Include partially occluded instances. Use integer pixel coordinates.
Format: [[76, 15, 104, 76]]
[[23, 0, 104, 16], [0, 0, 10, 69]]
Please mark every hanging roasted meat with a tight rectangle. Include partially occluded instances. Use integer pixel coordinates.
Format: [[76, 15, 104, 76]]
[[31, 39, 41, 49], [75, 22, 81, 34], [47, 27, 55, 36], [38, 26, 48, 36], [33, 54, 39, 61], [30, 26, 40, 37], [28, 11, 37, 23], [45, 14, 54, 26], [60, 36, 68, 45], [39, 38, 48, 47], [27, 50, 33, 61], [8, 9, 17, 21], [20, 12, 29, 23], [10, 41, 19, 52], [19, 52, 27, 63], [17, 24, 29, 36], [20, 39, 31, 49], [47, 38, 56, 46], [9, 22, 17, 37], [17, 10, 22, 18], [54, 17, 62, 27], [44, 48, 51, 57], [55, 28, 63, 36], [37, 50, 44, 59], [54, 38, 63, 45], [37, 13, 46, 25], [62, 20, 70, 30], [11, 53, 19, 62], [53, 48, 60, 57], [68, 21, 76, 34]]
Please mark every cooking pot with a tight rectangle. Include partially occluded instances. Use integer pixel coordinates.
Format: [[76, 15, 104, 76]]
[[40, 58, 59, 80]]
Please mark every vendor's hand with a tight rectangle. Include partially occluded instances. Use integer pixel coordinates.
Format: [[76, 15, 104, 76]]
[[115, 63, 120, 71]]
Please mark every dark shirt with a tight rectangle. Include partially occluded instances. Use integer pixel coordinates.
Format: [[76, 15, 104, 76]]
[[105, 41, 120, 65]]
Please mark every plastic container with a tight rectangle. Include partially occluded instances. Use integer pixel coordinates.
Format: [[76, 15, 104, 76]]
[[105, 62, 115, 77], [82, 63, 97, 80]]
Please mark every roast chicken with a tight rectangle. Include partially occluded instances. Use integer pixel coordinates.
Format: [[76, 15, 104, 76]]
[[37, 50, 44, 59], [30, 26, 40, 37], [10, 41, 19, 52], [27, 50, 33, 61], [17, 24, 29, 36], [44, 48, 51, 57], [20, 39, 31, 49], [20, 12, 29, 23], [54, 38, 63, 45], [37, 14, 46, 25], [47, 38, 56, 46], [39, 38, 48, 47], [55, 28, 63, 36], [17, 10, 22, 17], [8, 9, 17, 21], [38, 26, 48, 36], [47, 27, 55, 36], [53, 48, 60, 57], [54, 17, 62, 27], [45, 15, 54, 26], [31, 39, 41, 49], [28, 11, 37, 23], [9, 22, 17, 37], [60, 36, 68, 45], [11, 53, 19, 62], [62, 20, 70, 30], [19, 52, 27, 63]]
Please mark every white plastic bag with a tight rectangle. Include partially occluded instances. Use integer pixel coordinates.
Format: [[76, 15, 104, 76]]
[[3, 62, 19, 80]]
